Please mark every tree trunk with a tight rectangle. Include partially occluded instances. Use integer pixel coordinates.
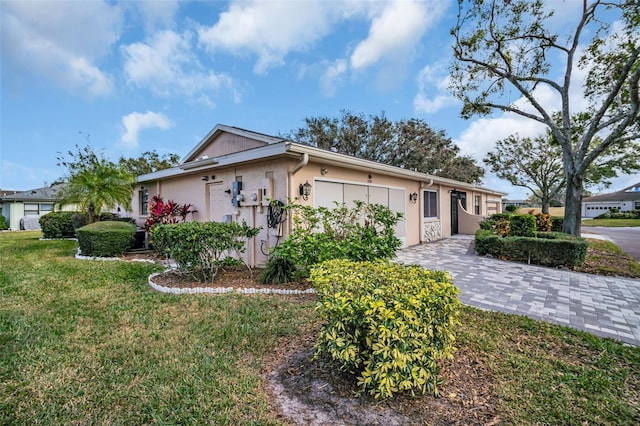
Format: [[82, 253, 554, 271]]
[[562, 173, 583, 236], [541, 196, 550, 215]]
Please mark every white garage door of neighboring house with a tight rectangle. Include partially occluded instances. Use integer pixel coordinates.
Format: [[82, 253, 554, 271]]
[[314, 180, 407, 245]]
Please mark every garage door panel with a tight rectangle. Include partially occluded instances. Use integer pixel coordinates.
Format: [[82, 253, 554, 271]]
[[368, 186, 389, 206], [314, 180, 407, 246], [344, 184, 368, 207], [315, 181, 344, 208]]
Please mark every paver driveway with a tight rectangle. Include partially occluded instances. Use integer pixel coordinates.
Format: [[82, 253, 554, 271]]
[[395, 235, 640, 346]]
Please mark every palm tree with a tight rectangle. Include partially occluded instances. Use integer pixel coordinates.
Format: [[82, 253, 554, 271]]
[[57, 156, 135, 224]]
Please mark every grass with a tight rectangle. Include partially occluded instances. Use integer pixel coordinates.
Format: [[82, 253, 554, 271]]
[[0, 231, 315, 425], [459, 308, 640, 425], [574, 238, 640, 278], [583, 218, 640, 227], [1, 231, 639, 424], [517, 207, 565, 216]]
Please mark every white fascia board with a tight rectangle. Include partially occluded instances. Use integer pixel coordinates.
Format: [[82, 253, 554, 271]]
[[136, 166, 185, 183], [287, 143, 507, 196]]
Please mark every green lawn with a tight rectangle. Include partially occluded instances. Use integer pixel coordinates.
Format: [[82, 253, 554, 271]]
[[1, 231, 638, 424], [583, 218, 640, 227]]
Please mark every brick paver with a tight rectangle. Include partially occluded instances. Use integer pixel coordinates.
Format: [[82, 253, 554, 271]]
[[395, 235, 640, 346]]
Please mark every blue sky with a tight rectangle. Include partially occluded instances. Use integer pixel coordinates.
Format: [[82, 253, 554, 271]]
[[1, 0, 637, 198]]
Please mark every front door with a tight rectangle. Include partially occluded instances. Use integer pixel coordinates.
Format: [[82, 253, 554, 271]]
[[450, 191, 467, 234]]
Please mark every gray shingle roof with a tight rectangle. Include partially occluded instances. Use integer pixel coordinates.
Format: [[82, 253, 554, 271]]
[[583, 182, 640, 202], [0, 185, 64, 202]]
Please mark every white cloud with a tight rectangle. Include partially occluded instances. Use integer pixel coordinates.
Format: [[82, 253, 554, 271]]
[[0, 0, 122, 96], [121, 111, 174, 148], [320, 59, 348, 97], [198, 0, 350, 74], [121, 30, 238, 105], [350, 0, 441, 70], [134, 0, 180, 33], [413, 64, 458, 114]]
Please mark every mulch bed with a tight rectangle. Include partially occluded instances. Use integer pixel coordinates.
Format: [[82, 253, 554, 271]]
[[123, 250, 501, 425]]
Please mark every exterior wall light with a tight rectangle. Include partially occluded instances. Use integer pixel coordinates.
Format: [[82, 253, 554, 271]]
[[202, 176, 209, 181], [409, 192, 418, 203], [299, 181, 312, 201]]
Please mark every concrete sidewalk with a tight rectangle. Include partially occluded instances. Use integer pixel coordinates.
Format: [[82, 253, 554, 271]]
[[395, 235, 640, 346]]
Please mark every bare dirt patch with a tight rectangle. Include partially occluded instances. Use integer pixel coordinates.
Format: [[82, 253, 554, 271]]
[[263, 327, 500, 426]]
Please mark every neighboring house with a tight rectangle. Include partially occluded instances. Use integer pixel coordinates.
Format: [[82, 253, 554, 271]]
[[582, 182, 640, 218], [132, 124, 506, 266], [0, 185, 64, 230]]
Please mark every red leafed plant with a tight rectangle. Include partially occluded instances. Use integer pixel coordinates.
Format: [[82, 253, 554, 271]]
[[144, 194, 196, 230]]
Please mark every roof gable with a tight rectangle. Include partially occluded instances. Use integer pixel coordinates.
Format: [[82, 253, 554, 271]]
[[182, 124, 285, 164]]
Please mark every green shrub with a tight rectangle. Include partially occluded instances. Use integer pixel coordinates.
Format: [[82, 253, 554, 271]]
[[0, 215, 7, 231], [39, 211, 79, 238], [76, 221, 136, 257], [312, 259, 461, 399], [510, 214, 536, 237], [71, 213, 87, 231], [475, 230, 587, 267], [505, 204, 518, 213], [151, 221, 260, 282], [551, 216, 564, 232], [258, 256, 297, 284], [269, 201, 402, 281], [609, 212, 636, 219]]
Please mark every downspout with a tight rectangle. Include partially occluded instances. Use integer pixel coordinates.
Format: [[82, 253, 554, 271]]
[[287, 152, 309, 236], [289, 152, 308, 176], [288, 152, 309, 200], [420, 179, 434, 188]]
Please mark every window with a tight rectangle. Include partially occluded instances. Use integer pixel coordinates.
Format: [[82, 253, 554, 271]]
[[139, 189, 149, 215], [423, 190, 437, 218], [40, 203, 53, 213], [474, 195, 481, 215], [24, 203, 39, 215], [635, 201, 640, 209]]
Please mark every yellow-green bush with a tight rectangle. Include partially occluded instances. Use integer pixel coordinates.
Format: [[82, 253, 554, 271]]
[[311, 259, 461, 399]]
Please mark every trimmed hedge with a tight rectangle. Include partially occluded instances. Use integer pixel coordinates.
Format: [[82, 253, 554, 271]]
[[0, 215, 7, 231], [76, 221, 136, 257], [510, 214, 536, 237], [475, 229, 588, 267], [311, 259, 461, 399], [551, 216, 564, 232], [39, 212, 78, 238]]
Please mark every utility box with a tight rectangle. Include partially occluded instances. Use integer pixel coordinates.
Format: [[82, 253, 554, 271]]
[[231, 181, 243, 207], [240, 190, 261, 206]]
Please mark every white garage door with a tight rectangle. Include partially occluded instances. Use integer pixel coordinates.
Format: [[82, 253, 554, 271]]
[[314, 180, 406, 244]]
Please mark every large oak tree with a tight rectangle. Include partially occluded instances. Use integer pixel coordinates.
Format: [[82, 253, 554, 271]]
[[451, 0, 639, 235], [485, 114, 639, 214], [287, 111, 485, 184]]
